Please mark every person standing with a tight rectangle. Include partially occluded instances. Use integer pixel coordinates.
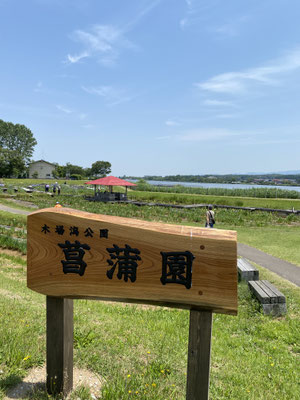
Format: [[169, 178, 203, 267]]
[[205, 205, 215, 228], [53, 182, 58, 194]]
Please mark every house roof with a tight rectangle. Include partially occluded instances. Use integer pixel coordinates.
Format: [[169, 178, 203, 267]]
[[85, 176, 136, 187], [29, 160, 56, 167]]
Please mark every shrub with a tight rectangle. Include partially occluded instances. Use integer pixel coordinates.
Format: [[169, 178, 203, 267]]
[[70, 174, 82, 180]]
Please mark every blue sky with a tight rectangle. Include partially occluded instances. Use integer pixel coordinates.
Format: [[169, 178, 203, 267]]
[[1, 0, 300, 176]]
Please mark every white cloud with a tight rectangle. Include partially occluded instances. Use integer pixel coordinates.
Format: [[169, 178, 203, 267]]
[[156, 135, 172, 140], [177, 128, 240, 142], [180, 18, 188, 30], [180, 0, 196, 30], [196, 47, 300, 94], [66, 25, 135, 66], [81, 85, 134, 106], [79, 113, 87, 120], [208, 16, 251, 38], [212, 23, 238, 37], [66, 51, 89, 64], [203, 99, 236, 107], [125, 0, 163, 31], [82, 85, 113, 97], [66, 2, 163, 66], [56, 104, 73, 114], [180, 0, 218, 30], [165, 120, 180, 126]]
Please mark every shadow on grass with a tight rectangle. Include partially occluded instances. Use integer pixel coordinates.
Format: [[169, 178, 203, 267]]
[[1, 374, 47, 399]]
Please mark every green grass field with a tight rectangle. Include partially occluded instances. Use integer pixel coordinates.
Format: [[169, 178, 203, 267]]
[[1, 186, 300, 265], [0, 252, 299, 399], [2, 178, 300, 208], [0, 180, 299, 398], [235, 225, 300, 266], [129, 190, 300, 210]]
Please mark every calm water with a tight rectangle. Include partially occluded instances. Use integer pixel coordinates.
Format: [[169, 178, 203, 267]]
[[130, 179, 300, 192]]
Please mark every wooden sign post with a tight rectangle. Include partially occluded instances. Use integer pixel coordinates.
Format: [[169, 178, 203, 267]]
[[27, 207, 237, 398]]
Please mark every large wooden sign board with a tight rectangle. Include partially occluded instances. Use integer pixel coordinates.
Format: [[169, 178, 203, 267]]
[[27, 207, 237, 398]]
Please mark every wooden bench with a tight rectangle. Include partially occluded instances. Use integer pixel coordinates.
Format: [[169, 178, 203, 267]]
[[248, 280, 287, 316], [237, 258, 259, 282]]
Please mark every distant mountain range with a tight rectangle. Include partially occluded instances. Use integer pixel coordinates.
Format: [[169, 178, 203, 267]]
[[247, 170, 300, 175], [274, 170, 300, 175]]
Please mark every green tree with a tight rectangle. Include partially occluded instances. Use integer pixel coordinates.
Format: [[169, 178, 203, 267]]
[[83, 167, 92, 178], [90, 161, 111, 177], [54, 163, 85, 178], [65, 163, 85, 176], [0, 119, 37, 177]]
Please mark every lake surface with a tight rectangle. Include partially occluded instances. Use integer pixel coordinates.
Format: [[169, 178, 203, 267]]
[[130, 180, 300, 192]]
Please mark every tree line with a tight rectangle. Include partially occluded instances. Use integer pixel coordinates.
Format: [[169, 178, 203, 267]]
[[123, 174, 300, 185], [0, 119, 37, 177], [0, 118, 111, 179], [53, 161, 111, 180]]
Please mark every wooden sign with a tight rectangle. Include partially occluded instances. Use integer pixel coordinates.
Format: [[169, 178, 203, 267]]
[[27, 207, 237, 315]]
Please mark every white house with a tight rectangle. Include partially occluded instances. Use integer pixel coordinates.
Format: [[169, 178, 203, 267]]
[[29, 160, 56, 179]]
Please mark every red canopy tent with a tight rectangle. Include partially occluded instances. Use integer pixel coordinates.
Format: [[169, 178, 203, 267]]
[[85, 176, 136, 196]]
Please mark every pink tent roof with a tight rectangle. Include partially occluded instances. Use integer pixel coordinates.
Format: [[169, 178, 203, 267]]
[[85, 176, 136, 187]]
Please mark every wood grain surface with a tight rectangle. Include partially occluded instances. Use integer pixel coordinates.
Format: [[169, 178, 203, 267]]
[[27, 207, 237, 314]]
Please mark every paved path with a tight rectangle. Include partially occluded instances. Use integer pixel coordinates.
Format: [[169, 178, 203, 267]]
[[238, 243, 300, 287], [238, 243, 300, 286], [1, 203, 299, 286], [0, 204, 31, 215]]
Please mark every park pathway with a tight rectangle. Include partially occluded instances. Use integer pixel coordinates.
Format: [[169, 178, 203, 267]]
[[0, 203, 299, 286], [238, 243, 300, 287], [0, 204, 32, 215]]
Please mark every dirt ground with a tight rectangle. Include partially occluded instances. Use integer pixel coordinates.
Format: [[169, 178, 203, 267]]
[[4, 366, 103, 399]]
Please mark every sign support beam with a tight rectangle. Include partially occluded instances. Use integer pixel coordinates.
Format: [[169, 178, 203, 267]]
[[26, 208, 236, 397], [46, 296, 74, 396], [186, 310, 213, 400]]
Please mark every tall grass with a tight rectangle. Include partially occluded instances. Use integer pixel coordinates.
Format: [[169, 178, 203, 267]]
[[2, 178, 300, 199], [132, 182, 300, 199], [0, 235, 26, 253], [0, 211, 27, 228], [128, 190, 300, 209]]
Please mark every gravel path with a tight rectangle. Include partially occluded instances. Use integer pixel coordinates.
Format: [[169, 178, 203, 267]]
[[1, 203, 299, 286]]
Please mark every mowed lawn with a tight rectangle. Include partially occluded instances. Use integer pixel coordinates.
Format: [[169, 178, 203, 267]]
[[0, 252, 299, 400], [0, 191, 299, 397], [234, 225, 300, 266]]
